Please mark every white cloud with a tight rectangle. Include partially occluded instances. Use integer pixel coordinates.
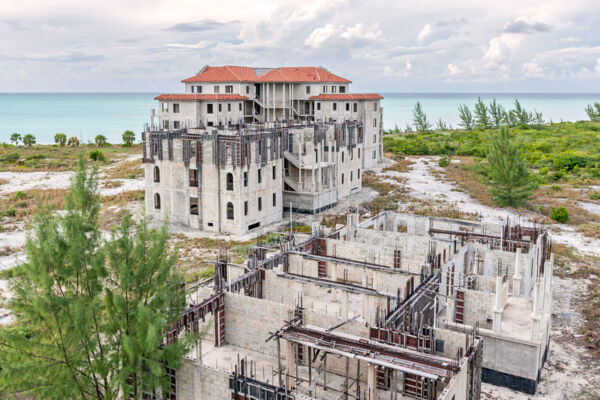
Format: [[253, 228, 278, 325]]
[[165, 41, 213, 49], [417, 24, 432, 45], [522, 61, 543, 77], [483, 34, 521, 63], [305, 22, 383, 48], [595, 58, 600, 75], [447, 63, 460, 75]]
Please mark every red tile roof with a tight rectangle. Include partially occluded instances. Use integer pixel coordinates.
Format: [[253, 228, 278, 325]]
[[154, 94, 249, 101], [309, 93, 383, 100], [182, 66, 258, 83], [257, 67, 351, 83], [182, 65, 351, 83]]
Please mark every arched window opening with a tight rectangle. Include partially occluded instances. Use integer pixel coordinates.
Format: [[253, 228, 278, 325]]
[[153, 166, 160, 182], [226, 173, 234, 191], [154, 193, 161, 209], [227, 202, 234, 220]]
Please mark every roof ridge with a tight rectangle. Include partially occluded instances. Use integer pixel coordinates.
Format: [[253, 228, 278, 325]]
[[226, 66, 241, 81]]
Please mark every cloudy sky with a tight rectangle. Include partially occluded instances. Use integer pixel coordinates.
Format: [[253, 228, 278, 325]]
[[1, 0, 600, 92]]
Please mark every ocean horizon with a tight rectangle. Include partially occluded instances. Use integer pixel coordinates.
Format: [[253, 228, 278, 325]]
[[1, 92, 599, 144]]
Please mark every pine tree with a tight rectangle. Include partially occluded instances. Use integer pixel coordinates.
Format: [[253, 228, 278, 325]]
[[458, 105, 473, 131], [412, 102, 432, 133], [584, 102, 600, 122], [512, 100, 530, 126], [0, 156, 189, 399], [487, 127, 536, 207], [473, 97, 491, 129], [488, 99, 505, 128]]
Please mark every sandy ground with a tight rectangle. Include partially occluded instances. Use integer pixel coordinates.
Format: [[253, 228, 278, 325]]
[[0, 155, 599, 397]]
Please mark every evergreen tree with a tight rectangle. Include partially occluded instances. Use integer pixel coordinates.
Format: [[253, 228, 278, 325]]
[[487, 127, 536, 207], [584, 102, 600, 122], [412, 102, 432, 133], [512, 100, 530, 126], [473, 97, 491, 129], [435, 118, 449, 131], [458, 105, 473, 131], [0, 156, 189, 399], [488, 99, 505, 128]]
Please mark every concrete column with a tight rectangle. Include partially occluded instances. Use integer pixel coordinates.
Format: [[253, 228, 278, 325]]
[[446, 299, 454, 323], [512, 248, 522, 296], [530, 279, 541, 341], [285, 340, 294, 389], [492, 275, 503, 333], [362, 293, 370, 323], [367, 364, 377, 400], [373, 271, 379, 292], [283, 82, 286, 120], [341, 290, 349, 319]]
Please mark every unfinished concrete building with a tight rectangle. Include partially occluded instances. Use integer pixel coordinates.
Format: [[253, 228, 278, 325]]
[[143, 120, 364, 234], [152, 65, 384, 170], [155, 211, 554, 399]]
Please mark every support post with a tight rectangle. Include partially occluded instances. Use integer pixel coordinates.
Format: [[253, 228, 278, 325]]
[[285, 340, 294, 389], [512, 248, 522, 295], [367, 363, 377, 400], [492, 274, 503, 333]]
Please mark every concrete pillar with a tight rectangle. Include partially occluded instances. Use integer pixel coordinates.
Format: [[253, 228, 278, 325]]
[[341, 290, 349, 319], [331, 263, 337, 281], [531, 279, 541, 341], [446, 299, 454, 323], [492, 274, 503, 333], [367, 364, 377, 400], [363, 293, 370, 323], [373, 271, 379, 292], [512, 248, 522, 296], [285, 340, 294, 389]]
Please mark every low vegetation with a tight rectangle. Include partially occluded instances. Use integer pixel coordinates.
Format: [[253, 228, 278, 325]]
[[384, 121, 600, 230], [0, 143, 141, 171]]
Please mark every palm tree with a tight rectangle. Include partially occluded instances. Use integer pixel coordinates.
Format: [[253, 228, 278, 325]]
[[54, 133, 67, 147], [95, 135, 107, 147], [22, 134, 36, 147], [10, 133, 21, 146], [68, 137, 80, 147]]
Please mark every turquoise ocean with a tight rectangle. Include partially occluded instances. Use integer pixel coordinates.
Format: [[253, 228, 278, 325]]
[[0, 93, 599, 144]]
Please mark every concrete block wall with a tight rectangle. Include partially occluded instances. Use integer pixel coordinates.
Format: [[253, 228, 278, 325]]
[[462, 289, 495, 328], [434, 328, 469, 359], [224, 292, 292, 358], [177, 357, 231, 400], [261, 270, 388, 324], [286, 254, 416, 298]]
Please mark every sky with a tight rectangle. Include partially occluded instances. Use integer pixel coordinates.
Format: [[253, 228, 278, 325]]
[[1, 0, 600, 93]]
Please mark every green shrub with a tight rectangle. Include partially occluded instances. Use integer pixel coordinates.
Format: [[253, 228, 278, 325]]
[[539, 167, 549, 175], [12, 191, 29, 200], [590, 192, 600, 200], [550, 185, 561, 192], [438, 156, 450, 168], [89, 150, 106, 162], [0, 153, 20, 163], [549, 170, 564, 182], [550, 207, 569, 223], [5, 208, 16, 217], [25, 154, 46, 161]]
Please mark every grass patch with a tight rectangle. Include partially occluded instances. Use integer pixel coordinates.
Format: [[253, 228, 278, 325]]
[[0, 144, 141, 172], [105, 159, 143, 179], [0, 189, 68, 221], [100, 190, 144, 208], [102, 180, 123, 189]]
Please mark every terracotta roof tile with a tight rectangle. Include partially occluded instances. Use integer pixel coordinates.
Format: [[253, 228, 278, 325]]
[[257, 67, 351, 83], [309, 93, 383, 100], [154, 94, 249, 101], [182, 66, 258, 83]]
